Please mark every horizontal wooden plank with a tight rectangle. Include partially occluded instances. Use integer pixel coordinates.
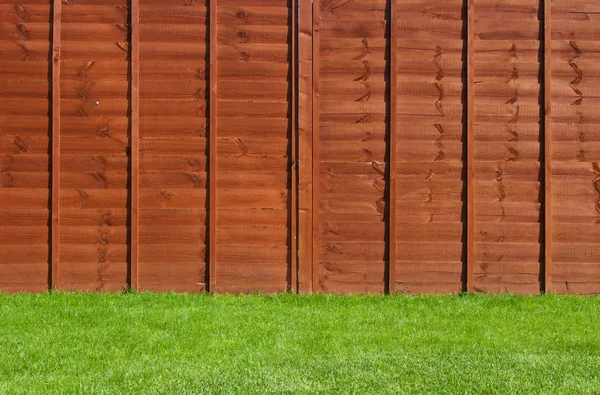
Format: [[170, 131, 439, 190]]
[[139, 262, 206, 293], [395, 262, 463, 282], [217, 189, 288, 209], [218, 208, 288, 226], [0, 263, 48, 293], [140, 226, 206, 245], [217, 262, 288, 284], [318, 261, 385, 294], [140, 244, 206, 263], [217, 245, 289, 263], [61, 226, 127, 245], [553, 243, 600, 263], [475, 243, 541, 262], [217, 7, 289, 26], [61, 209, 128, 226], [214, 282, 288, 294], [60, 261, 128, 292]]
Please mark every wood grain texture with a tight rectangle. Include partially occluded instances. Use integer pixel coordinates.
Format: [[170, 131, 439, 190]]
[[388, 0, 397, 294], [130, 0, 140, 290], [544, 0, 552, 292], [214, 0, 294, 294], [0, 0, 54, 293], [394, 0, 466, 294], [290, 0, 298, 293], [135, 0, 210, 292], [56, 0, 130, 292], [467, 0, 475, 292], [209, 0, 217, 292], [314, 0, 388, 294], [298, 0, 313, 293], [51, 0, 61, 290], [471, 0, 544, 294], [549, 0, 600, 294], [1, 0, 600, 295], [311, 0, 319, 292]]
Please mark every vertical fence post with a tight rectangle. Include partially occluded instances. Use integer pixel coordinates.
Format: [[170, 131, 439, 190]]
[[208, 0, 218, 293], [298, 0, 314, 293], [311, 0, 320, 293], [387, 0, 398, 294], [51, 0, 61, 290], [543, 0, 553, 293], [290, 0, 298, 293], [130, 0, 140, 290], [466, 0, 475, 292]]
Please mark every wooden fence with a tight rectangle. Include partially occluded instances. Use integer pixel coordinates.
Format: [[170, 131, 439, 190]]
[[1, 0, 599, 294]]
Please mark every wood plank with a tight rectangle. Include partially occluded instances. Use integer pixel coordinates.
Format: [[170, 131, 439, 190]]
[[130, 0, 140, 290], [388, 0, 397, 294], [139, 262, 206, 294], [544, 0, 553, 293], [290, 0, 297, 293], [467, 0, 475, 292], [209, 0, 217, 292], [51, 0, 61, 290], [318, 261, 385, 294], [298, 0, 313, 293], [311, 0, 320, 293]]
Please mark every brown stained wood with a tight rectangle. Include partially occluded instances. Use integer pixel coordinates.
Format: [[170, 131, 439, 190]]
[[311, 0, 320, 293], [51, 0, 61, 290], [214, 0, 292, 294], [130, 0, 140, 290], [290, 0, 298, 293], [298, 0, 313, 293], [388, 0, 398, 294], [209, 0, 218, 293], [2, 0, 600, 295], [134, 0, 210, 292], [544, 0, 553, 293], [466, 0, 475, 293]]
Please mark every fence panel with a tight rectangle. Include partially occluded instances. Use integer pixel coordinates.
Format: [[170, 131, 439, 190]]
[[549, 0, 600, 294], [394, 0, 467, 294], [136, 0, 209, 292], [1, 0, 600, 295], [0, 0, 53, 292], [470, 0, 544, 294], [56, 0, 131, 291], [311, 0, 390, 293], [213, 0, 295, 293]]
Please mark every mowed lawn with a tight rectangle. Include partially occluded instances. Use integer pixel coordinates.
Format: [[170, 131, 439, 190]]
[[0, 293, 599, 394]]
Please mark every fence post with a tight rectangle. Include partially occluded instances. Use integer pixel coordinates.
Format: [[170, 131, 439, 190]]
[[387, 0, 398, 294], [290, 0, 299, 293], [466, 0, 475, 292], [130, 0, 140, 291], [311, 0, 320, 293], [51, 0, 62, 291], [208, 0, 218, 293], [298, 0, 314, 293], [543, 0, 553, 293]]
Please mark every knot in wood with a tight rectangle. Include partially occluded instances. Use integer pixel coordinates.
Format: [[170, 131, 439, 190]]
[[237, 30, 249, 43]]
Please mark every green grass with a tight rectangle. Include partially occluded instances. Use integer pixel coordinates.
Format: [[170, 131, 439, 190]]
[[0, 293, 599, 394]]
